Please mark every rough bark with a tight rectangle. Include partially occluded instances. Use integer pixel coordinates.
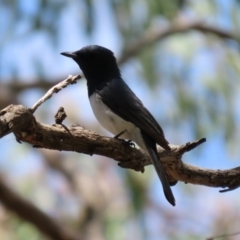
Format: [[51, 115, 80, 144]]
[[1, 104, 239, 192]]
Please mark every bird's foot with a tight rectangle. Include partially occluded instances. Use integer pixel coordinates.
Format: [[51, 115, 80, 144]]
[[119, 139, 135, 148], [114, 130, 126, 139], [114, 131, 135, 148], [116, 138, 136, 149]]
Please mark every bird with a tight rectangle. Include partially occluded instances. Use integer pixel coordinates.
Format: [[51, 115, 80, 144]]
[[61, 45, 175, 206]]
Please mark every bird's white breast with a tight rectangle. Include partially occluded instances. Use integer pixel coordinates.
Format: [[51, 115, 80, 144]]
[[89, 93, 145, 148]]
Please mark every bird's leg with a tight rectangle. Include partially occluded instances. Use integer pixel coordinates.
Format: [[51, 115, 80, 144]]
[[114, 130, 126, 139], [114, 130, 135, 148]]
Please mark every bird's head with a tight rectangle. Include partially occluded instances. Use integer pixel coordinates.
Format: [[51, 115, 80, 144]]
[[61, 45, 121, 82]]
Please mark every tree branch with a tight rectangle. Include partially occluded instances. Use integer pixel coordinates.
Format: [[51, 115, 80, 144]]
[[0, 176, 79, 240], [0, 104, 239, 192], [118, 19, 238, 64], [2, 19, 238, 97]]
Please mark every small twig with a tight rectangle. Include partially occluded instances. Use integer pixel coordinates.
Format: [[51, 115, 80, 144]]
[[178, 138, 206, 155], [219, 184, 240, 193], [29, 74, 81, 113], [206, 231, 240, 240]]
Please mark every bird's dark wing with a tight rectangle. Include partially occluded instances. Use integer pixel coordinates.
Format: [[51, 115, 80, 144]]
[[97, 79, 170, 150]]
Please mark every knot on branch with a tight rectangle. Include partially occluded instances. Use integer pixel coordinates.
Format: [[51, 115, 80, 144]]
[[0, 103, 239, 196]]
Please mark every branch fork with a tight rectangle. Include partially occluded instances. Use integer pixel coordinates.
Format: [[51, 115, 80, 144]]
[[0, 81, 239, 193]]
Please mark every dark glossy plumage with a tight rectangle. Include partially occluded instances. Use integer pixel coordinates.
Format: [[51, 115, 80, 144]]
[[98, 78, 170, 151], [61, 45, 175, 206], [62, 45, 121, 95]]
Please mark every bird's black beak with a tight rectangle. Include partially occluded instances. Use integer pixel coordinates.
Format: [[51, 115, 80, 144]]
[[61, 52, 77, 59]]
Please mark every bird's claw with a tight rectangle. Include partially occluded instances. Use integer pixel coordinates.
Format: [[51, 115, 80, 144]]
[[114, 130, 135, 148], [119, 139, 135, 148]]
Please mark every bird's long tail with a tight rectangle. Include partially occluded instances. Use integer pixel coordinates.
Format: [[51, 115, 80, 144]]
[[141, 131, 175, 206]]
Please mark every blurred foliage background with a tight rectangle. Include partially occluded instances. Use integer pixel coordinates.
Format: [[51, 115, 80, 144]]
[[0, 0, 240, 239]]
